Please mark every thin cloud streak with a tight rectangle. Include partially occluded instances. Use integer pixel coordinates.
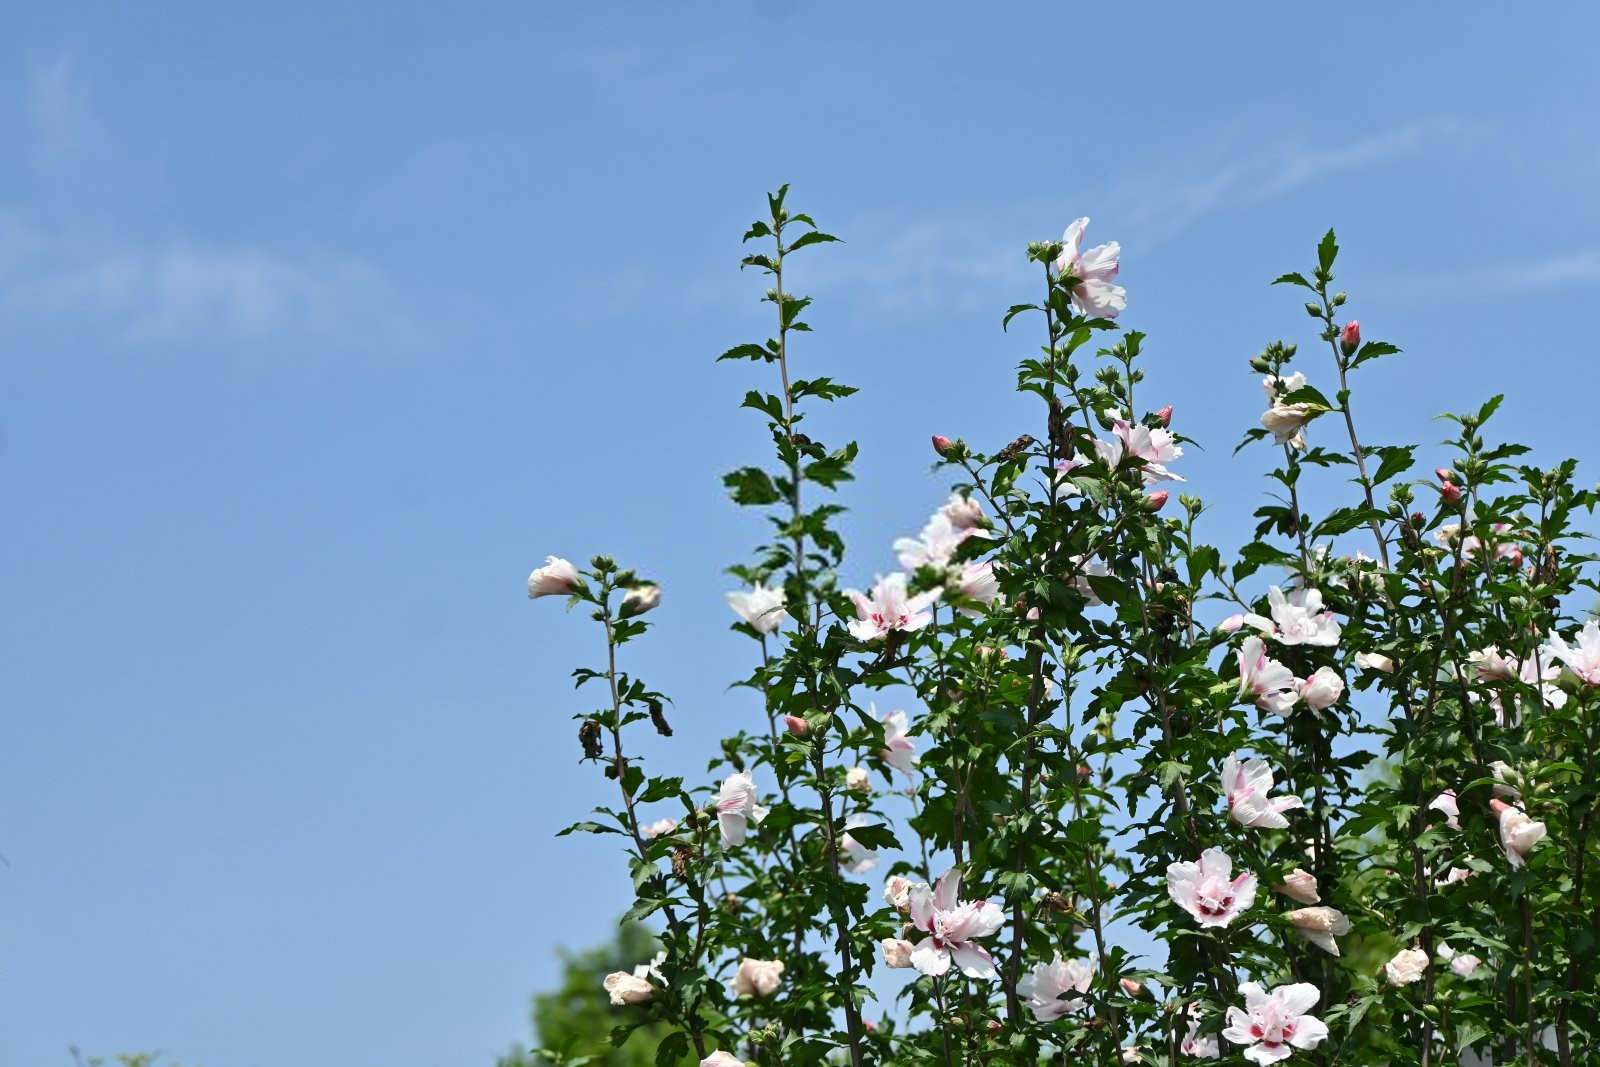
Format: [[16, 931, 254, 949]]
[[25, 53, 106, 165], [0, 210, 418, 351]]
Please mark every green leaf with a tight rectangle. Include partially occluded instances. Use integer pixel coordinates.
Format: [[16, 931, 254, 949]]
[[718, 342, 774, 363], [1317, 228, 1339, 273], [1002, 303, 1040, 330], [1372, 444, 1416, 484], [1272, 271, 1313, 289], [723, 466, 782, 506], [841, 821, 900, 850], [786, 230, 840, 253]]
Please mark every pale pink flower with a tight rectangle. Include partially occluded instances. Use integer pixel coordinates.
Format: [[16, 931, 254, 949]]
[[725, 581, 788, 634], [1437, 943, 1483, 978], [1017, 953, 1094, 1021], [1120, 978, 1143, 996], [1427, 789, 1461, 830], [1262, 370, 1307, 403], [1286, 907, 1350, 956], [1121, 1048, 1144, 1064], [845, 766, 871, 793], [955, 561, 1001, 614], [1053, 455, 1088, 499], [1492, 799, 1546, 867], [642, 817, 678, 839], [939, 492, 986, 531], [603, 970, 655, 1005], [701, 1052, 744, 1067], [894, 511, 977, 571], [1113, 419, 1185, 484], [1070, 554, 1110, 603], [1354, 651, 1395, 674], [908, 867, 1005, 978], [1275, 868, 1320, 904], [1261, 402, 1315, 449], [1167, 847, 1257, 928], [880, 937, 914, 968], [1237, 635, 1299, 716], [1298, 667, 1345, 712], [1222, 982, 1329, 1064], [1053, 217, 1126, 318], [1222, 755, 1303, 829], [878, 707, 920, 775], [845, 573, 939, 642], [1469, 646, 1520, 682], [1545, 620, 1600, 684], [883, 874, 915, 912], [1384, 947, 1428, 986], [1182, 1027, 1221, 1059], [619, 584, 660, 617], [730, 957, 784, 997], [783, 714, 808, 736], [1245, 586, 1341, 647], [1218, 613, 1245, 634], [527, 555, 582, 598], [1436, 866, 1471, 887], [716, 770, 769, 848]]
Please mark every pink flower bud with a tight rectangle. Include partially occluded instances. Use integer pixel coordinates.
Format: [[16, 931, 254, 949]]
[[1156, 404, 1173, 426], [783, 715, 809, 737], [1490, 798, 1511, 816], [1217, 613, 1245, 633], [1435, 468, 1454, 483], [1145, 490, 1169, 511], [1076, 764, 1092, 779], [1339, 320, 1361, 355], [1119, 978, 1143, 996], [931, 434, 953, 457], [1440, 481, 1462, 503]]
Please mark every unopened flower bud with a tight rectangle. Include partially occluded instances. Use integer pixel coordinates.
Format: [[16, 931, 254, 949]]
[[1249, 355, 1272, 373], [1155, 404, 1173, 426], [1332, 291, 1348, 306], [783, 714, 809, 737], [1440, 481, 1462, 503], [1305, 302, 1322, 318], [1119, 978, 1143, 996], [1339, 320, 1361, 355], [932, 434, 954, 457], [1217, 613, 1245, 633], [1435, 468, 1454, 483], [1145, 490, 1169, 511]]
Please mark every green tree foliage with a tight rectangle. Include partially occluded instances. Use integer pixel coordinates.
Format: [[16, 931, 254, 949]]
[[498, 922, 697, 1067]]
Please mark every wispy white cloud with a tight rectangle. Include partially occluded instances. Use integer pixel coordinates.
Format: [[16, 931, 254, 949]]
[[0, 210, 417, 349], [25, 53, 105, 165], [1113, 118, 1475, 249]]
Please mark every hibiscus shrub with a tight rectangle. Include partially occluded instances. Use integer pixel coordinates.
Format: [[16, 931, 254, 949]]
[[526, 187, 1599, 1066]]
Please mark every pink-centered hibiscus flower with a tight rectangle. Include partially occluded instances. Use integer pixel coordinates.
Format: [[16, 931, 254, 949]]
[[1112, 419, 1184, 484], [877, 707, 920, 775], [1018, 954, 1094, 1022], [894, 512, 976, 572], [1222, 982, 1329, 1064], [1237, 635, 1299, 716], [1053, 217, 1126, 318], [1546, 620, 1600, 684], [845, 573, 938, 642], [1167, 847, 1257, 928], [1221, 755, 1303, 829], [716, 770, 769, 848], [1245, 586, 1341, 647], [908, 867, 1005, 979]]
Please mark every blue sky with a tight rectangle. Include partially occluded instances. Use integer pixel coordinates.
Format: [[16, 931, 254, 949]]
[[4, 3, 1599, 1064]]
